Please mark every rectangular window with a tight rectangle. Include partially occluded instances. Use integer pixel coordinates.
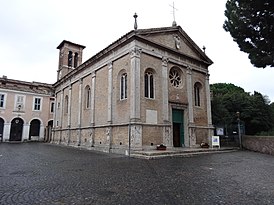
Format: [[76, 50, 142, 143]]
[[50, 101, 55, 113], [0, 93, 6, 108], [15, 95, 25, 110], [33, 97, 42, 111]]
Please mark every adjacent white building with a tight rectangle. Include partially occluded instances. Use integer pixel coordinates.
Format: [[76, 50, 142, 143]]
[[0, 76, 54, 142]]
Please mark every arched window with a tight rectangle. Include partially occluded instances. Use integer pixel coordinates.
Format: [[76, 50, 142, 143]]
[[74, 52, 78, 68], [68, 51, 73, 67], [145, 70, 154, 99], [64, 95, 69, 114], [85, 86, 91, 108], [120, 73, 127, 100], [194, 82, 202, 106]]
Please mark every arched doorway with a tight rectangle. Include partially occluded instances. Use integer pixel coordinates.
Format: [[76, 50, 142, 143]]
[[29, 119, 41, 140], [10, 118, 24, 141], [0, 118, 4, 142]]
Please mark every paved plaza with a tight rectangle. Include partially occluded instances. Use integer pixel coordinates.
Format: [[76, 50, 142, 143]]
[[0, 143, 274, 205]]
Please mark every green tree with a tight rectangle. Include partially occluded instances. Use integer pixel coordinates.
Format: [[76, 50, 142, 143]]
[[270, 102, 274, 130], [211, 83, 272, 135], [211, 83, 248, 134], [246, 91, 272, 134], [223, 0, 274, 68]]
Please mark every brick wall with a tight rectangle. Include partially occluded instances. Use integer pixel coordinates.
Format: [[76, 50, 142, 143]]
[[242, 135, 274, 155]]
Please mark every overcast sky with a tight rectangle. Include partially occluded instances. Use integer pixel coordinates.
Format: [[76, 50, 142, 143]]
[[0, 0, 273, 102]]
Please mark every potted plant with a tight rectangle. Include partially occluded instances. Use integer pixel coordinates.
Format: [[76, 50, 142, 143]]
[[157, 143, 167, 150]]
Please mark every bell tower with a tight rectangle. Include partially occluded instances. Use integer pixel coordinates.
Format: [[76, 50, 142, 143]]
[[56, 40, 85, 80]]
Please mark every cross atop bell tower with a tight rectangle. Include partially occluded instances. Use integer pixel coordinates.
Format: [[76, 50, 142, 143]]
[[56, 40, 85, 80]]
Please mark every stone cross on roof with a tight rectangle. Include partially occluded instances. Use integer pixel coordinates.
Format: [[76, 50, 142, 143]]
[[170, 2, 178, 27]]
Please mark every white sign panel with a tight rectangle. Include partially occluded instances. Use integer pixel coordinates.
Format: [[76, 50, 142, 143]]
[[146, 109, 157, 124], [212, 136, 220, 148], [216, 127, 224, 136]]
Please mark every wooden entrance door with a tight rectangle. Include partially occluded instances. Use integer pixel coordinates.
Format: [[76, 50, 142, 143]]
[[172, 109, 184, 147], [10, 118, 24, 141]]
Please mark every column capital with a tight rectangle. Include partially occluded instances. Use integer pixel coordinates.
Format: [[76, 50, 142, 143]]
[[91, 71, 96, 78], [186, 65, 192, 75], [162, 57, 169, 67], [79, 78, 83, 84], [130, 47, 141, 58], [108, 61, 113, 69]]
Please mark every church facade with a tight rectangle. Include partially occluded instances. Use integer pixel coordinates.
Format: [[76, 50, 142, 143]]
[[52, 25, 214, 154]]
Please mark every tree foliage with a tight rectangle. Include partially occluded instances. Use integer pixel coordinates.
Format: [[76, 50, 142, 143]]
[[211, 83, 273, 135], [223, 0, 274, 68]]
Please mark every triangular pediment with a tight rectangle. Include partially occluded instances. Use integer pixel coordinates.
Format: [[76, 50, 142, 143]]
[[135, 26, 212, 65]]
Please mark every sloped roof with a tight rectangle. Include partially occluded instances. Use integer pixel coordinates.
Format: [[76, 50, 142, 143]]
[[57, 40, 86, 49], [135, 26, 213, 65], [0, 77, 54, 95], [55, 25, 213, 86]]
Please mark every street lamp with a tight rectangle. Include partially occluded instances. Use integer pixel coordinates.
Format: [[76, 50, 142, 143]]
[[236, 111, 242, 149]]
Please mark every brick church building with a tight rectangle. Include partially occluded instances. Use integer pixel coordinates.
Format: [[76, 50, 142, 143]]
[[52, 21, 214, 154]]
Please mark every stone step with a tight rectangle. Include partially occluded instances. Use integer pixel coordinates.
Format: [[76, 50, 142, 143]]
[[130, 147, 239, 159]]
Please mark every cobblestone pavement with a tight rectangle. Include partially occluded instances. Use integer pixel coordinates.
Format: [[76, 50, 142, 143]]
[[0, 143, 274, 205]]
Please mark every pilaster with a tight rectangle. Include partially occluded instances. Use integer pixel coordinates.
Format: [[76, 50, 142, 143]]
[[90, 72, 96, 125], [130, 47, 141, 121], [162, 57, 169, 122], [107, 62, 113, 124], [205, 73, 214, 146], [68, 85, 72, 127], [67, 85, 72, 145], [205, 73, 212, 125], [78, 79, 83, 145], [59, 90, 64, 143], [186, 66, 194, 123]]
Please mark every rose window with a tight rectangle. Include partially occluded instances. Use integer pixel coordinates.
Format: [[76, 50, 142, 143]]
[[169, 69, 182, 88]]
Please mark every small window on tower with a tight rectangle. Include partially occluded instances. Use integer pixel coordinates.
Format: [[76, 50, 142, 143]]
[[68, 51, 73, 67], [74, 53, 78, 68]]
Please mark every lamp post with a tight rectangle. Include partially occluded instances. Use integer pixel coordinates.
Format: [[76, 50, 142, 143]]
[[236, 111, 242, 149]]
